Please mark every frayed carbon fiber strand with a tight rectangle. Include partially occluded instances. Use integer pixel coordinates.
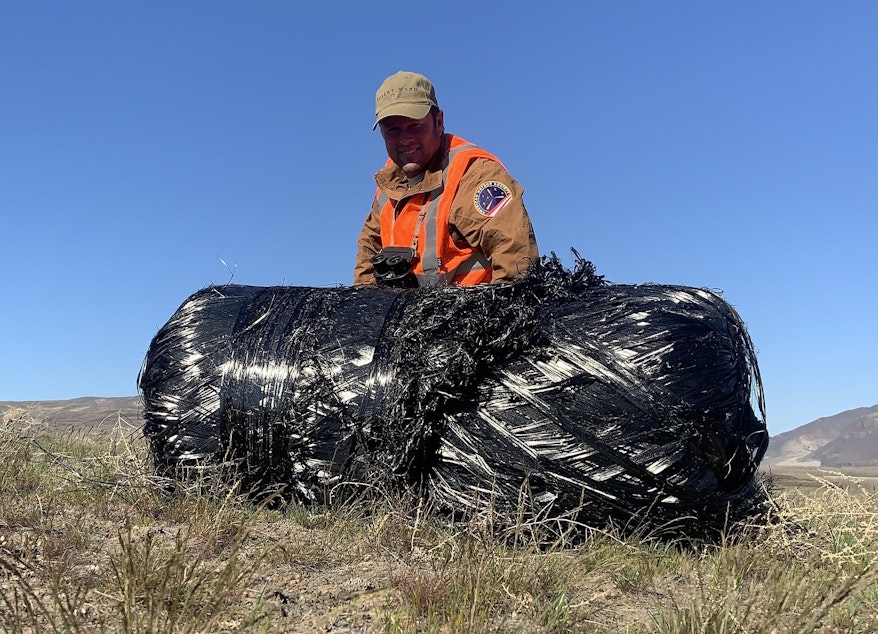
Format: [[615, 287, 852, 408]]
[[138, 253, 768, 538]]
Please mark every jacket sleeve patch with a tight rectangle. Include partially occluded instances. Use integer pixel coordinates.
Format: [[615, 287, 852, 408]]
[[474, 181, 512, 217]]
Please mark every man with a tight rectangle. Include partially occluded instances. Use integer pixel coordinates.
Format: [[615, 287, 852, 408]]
[[354, 71, 538, 287]]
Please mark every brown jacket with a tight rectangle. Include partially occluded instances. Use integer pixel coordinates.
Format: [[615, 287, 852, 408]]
[[354, 134, 538, 286]]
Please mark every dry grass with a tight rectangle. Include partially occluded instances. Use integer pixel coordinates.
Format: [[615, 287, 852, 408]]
[[1, 410, 877, 633]]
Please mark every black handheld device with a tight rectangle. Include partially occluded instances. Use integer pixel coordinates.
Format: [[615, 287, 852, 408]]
[[371, 247, 418, 288]]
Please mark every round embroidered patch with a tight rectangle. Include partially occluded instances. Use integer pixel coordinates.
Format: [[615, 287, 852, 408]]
[[474, 181, 512, 217]]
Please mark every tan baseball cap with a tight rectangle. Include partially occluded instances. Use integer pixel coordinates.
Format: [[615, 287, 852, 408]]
[[373, 71, 438, 130]]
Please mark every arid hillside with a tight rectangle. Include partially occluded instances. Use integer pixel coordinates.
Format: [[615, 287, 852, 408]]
[[0, 396, 143, 436], [763, 405, 878, 467]]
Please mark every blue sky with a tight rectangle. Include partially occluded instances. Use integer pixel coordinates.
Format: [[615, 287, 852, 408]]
[[1, 1, 875, 435]]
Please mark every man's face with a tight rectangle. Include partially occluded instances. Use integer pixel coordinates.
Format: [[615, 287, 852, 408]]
[[379, 111, 444, 176]]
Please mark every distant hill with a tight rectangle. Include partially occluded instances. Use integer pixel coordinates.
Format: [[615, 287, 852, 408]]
[[763, 405, 878, 467], [0, 396, 144, 436]]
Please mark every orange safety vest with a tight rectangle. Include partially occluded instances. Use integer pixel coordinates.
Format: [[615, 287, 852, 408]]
[[376, 135, 500, 286]]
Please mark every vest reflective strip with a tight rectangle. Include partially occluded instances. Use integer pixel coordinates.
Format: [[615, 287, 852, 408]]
[[376, 191, 389, 212], [454, 252, 490, 276], [418, 143, 477, 287]]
